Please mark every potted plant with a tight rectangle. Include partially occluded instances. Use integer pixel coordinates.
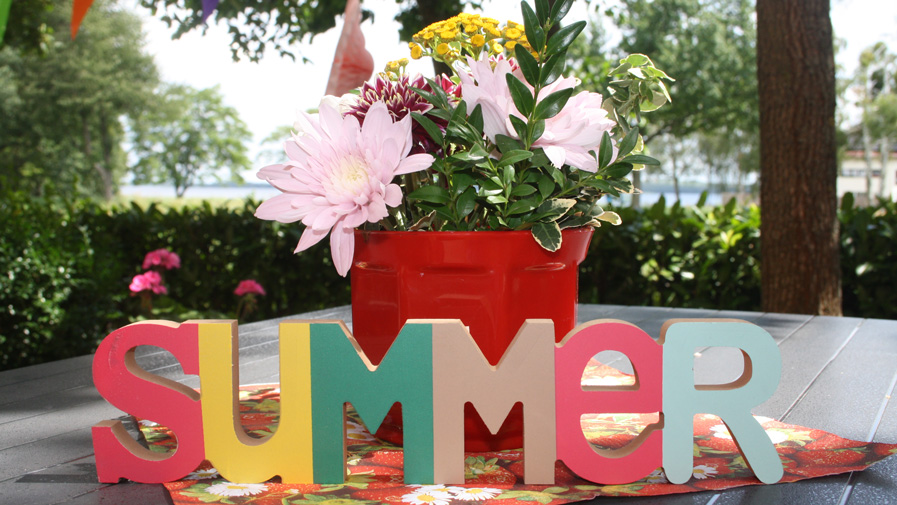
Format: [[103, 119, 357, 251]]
[[255, 0, 671, 450]]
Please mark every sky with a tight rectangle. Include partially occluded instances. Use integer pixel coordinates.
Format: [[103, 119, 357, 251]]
[[124, 0, 897, 180]]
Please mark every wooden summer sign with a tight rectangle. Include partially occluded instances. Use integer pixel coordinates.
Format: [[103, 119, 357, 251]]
[[92, 318, 784, 486]]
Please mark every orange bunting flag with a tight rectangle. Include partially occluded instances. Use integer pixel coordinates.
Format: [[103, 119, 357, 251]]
[[325, 0, 375, 97], [71, 0, 96, 39]]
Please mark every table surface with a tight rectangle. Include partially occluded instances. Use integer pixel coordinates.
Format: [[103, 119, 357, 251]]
[[2, 304, 897, 505]]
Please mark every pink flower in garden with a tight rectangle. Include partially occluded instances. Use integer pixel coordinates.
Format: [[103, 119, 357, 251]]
[[254, 101, 434, 276], [458, 56, 616, 172], [142, 249, 181, 270], [129, 271, 168, 295], [234, 280, 266, 296]]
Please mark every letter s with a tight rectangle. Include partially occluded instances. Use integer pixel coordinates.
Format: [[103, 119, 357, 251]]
[[92, 321, 204, 483]]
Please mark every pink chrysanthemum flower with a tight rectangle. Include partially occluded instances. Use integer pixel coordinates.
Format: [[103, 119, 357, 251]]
[[142, 249, 181, 270], [234, 279, 266, 296], [129, 271, 167, 295], [255, 101, 434, 276], [346, 74, 459, 154], [459, 56, 616, 172]]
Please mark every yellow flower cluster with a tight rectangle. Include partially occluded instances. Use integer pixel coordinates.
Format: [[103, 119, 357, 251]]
[[409, 13, 535, 65]]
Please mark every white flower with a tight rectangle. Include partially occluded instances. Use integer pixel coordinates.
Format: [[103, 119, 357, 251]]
[[766, 429, 789, 444], [645, 469, 668, 484], [401, 489, 453, 505], [185, 467, 219, 480], [711, 423, 788, 444], [710, 424, 733, 439], [416, 485, 464, 495], [205, 482, 268, 497], [453, 487, 502, 501], [692, 465, 718, 480]]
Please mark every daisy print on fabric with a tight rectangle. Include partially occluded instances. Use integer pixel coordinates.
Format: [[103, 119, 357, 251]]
[[401, 488, 452, 505], [453, 487, 502, 501], [185, 467, 219, 480], [205, 482, 268, 497]]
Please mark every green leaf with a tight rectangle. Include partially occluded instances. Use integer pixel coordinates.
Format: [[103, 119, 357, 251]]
[[598, 131, 613, 169], [506, 74, 534, 117], [521, 3, 545, 51], [456, 187, 477, 218], [532, 221, 562, 251], [495, 134, 522, 154], [497, 149, 534, 168], [604, 162, 634, 178], [450, 99, 468, 126], [408, 185, 451, 204], [584, 177, 620, 197], [549, 0, 575, 25], [540, 52, 566, 86], [536, 198, 576, 218], [424, 77, 450, 107], [507, 198, 539, 216], [515, 43, 540, 87], [617, 126, 639, 158], [452, 173, 475, 194], [623, 154, 661, 166], [468, 103, 484, 134], [546, 21, 585, 55], [502, 165, 516, 188], [533, 88, 574, 121], [531, 119, 546, 142], [510, 184, 537, 197], [537, 173, 556, 198], [486, 195, 509, 205], [411, 112, 444, 146], [549, 166, 566, 186], [535, 0, 550, 24], [509, 115, 529, 141]]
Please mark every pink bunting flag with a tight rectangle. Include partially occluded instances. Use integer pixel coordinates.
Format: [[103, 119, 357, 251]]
[[71, 0, 95, 39], [201, 0, 220, 23], [325, 0, 375, 97]]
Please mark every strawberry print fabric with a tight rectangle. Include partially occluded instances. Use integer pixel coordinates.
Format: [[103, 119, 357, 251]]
[[138, 361, 897, 504]]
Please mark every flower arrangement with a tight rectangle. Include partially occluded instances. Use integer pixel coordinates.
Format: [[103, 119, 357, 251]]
[[255, 0, 672, 275]]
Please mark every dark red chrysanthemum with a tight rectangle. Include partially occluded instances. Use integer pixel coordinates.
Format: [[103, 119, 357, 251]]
[[347, 73, 459, 154]]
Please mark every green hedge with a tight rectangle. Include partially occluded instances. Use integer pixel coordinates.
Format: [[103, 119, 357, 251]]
[[581, 195, 761, 311], [2, 193, 895, 370], [0, 194, 350, 370]]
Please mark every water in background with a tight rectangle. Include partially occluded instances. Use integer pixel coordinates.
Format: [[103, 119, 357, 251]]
[[121, 182, 741, 207]]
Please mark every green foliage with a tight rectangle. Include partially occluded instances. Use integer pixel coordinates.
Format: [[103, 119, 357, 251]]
[[580, 195, 762, 310], [129, 84, 252, 197], [839, 194, 897, 319], [0, 197, 350, 371], [5, 194, 897, 370], [137, 0, 480, 62], [608, 0, 758, 140], [400, 3, 671, 251], [0, 0, 159, 201]]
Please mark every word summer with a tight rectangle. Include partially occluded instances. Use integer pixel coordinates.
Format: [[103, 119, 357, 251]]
[[92, 318, 784, 486]]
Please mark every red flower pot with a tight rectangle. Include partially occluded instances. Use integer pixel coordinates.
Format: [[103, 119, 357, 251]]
[[350, 227, 593, 451]]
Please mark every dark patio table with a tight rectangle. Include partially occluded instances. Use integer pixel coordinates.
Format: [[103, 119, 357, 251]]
[[2, 304, 897, 505]]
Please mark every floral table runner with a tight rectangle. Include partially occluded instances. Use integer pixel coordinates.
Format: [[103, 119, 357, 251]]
[[139, 361, 897, 504]]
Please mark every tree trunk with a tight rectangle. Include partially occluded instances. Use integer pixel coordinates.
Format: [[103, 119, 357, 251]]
[[880, 137, 893, 200], [863, 122, 875, 202], [757, 0, 841, 315], [97, 113, 115, 201]]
